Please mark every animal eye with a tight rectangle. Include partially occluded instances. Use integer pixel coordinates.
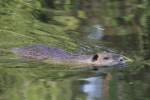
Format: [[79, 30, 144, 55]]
[[103, 57, 109, 60]]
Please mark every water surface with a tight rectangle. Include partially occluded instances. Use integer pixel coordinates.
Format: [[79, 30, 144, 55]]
[[0, 1, 150, 100]]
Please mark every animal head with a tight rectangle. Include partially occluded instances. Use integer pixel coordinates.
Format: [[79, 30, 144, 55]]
[[91, 52, 125, 67]]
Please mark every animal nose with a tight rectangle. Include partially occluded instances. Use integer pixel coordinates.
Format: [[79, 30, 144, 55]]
[[116, 57, 126, 68], [113, 54, 122, 60]]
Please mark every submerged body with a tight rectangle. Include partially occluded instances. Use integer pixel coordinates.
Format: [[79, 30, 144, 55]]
[[11, 45, 125, 67]]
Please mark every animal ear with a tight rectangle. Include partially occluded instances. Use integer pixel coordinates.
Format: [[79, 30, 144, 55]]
[[92, 54, 99, 61]]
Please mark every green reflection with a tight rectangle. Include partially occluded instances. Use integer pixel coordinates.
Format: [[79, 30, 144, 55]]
[[0, 0, 150, 100]]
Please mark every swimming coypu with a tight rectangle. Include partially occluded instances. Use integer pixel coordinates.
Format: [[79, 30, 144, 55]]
[[11, 45, 125, 68]]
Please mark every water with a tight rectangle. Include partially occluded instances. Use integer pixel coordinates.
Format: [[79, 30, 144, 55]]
[[0, 32, 149, 100], [0, 1, 150, 100]]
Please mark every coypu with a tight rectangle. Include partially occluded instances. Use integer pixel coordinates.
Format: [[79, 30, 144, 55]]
[[11, 45, 125, 68]]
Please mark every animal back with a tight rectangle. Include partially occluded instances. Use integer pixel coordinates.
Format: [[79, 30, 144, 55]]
[[11, 45, 72, 60]]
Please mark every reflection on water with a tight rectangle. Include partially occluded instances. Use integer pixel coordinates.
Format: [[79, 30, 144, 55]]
[[0, 67, 110, 100], [81, 76, 103, 100], [0, 0, 150, 100], [0, 25, 149, 100], [87, 24, 104, 40], [0, 31, 149, 100]]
